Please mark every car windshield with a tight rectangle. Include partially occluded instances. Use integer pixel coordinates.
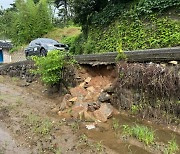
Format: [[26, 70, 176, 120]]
[[39, 39, 58, 44]]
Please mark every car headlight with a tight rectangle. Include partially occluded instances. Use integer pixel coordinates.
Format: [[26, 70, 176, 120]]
[[34, 47, 38, 51]]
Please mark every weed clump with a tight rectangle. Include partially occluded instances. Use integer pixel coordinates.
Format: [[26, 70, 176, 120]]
[[164, 138, 179, 154], [122, 124, 155, 145], [26, 114, 53, 136]]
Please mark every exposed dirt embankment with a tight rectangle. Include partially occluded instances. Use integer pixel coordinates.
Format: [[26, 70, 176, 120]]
[[56, 63, 180, 126]]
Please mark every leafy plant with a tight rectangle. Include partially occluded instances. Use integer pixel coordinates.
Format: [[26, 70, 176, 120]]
[[116, 42, 126, 61], [32, 50, 76, 85]]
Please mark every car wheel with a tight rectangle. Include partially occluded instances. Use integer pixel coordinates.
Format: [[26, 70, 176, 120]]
[[40, 48, 47, 56], [25, 52, 29, 59]]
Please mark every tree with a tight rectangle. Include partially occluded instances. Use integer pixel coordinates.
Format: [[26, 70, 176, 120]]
[[70, 0, 109, 35], [0, 9, 13, 39], [54, 0, 74, 25], [10, 0, 53, 45]]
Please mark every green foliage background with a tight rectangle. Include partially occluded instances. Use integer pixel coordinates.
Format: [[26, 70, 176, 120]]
[[11, 0, 53, 45], [0, 0, 53, 45], [65, 0, 180, 54], [0, 0, 179, 53]]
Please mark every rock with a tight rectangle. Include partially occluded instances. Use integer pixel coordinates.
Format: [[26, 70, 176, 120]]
[[66, 97, 78, 107], [58, 111, 71, 119], [94, 103, 113, 122], [51, 108, 59, 113], [107, 65, 114, 70], [160, 63, 166, 67], [70, 86, 88, 98], [84, 92, 99, 102], [83, 111, 96, 121], [83, 83, 88, 89], [98, 92, 111, 102], [79, 82, 86, 87], [71, 105, 87, 118], [18, 82, 30, 87], [87, 86, 95, 93], [66, 101, 73, 107], [75, 76, 81, 79], [85, 77, 91, 83], [59, 94, 71, 110], [87, 102, 100, 112], [68, 97, 78, 102], [103, 84, 114, 93], [112, 108, 120, 115], [84, 92, 92, 101], [169, 61, 178, 65]]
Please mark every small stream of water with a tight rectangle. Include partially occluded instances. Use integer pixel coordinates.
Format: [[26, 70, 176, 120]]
[[81, 113, 180, 154]]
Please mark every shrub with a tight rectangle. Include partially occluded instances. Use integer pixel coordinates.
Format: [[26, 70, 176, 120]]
[[32, 50, 75, 85]]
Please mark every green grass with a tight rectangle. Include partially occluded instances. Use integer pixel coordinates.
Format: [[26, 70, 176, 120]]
[[122, 124, 155, 145], [78, 134, 90, 147], [0, 95, 5, 102], [0, 76, 5, 83], [112, 118, 120, 132], [164, 138, 179, 154], [55, 147, 61, 154], [94, 141, 104, 152], [26, 114, 53, 135], [15, 98, 23, 107], [70, 121, 80, 132], [44, 26, 81, 42]]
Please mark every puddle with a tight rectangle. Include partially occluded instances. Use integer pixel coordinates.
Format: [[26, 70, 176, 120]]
[[0, 126, 30, 154], [80, 113, 180, 154]]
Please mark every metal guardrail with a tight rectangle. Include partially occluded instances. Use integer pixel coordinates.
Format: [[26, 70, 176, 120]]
[[75, 47, 180, 65], [0, 47, 179, 68]]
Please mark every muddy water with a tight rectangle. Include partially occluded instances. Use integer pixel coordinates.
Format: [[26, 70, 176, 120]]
[[0, 125, 30, 154], [81, 113, 180, 154]]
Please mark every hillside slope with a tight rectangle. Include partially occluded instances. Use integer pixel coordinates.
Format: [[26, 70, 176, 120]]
[[66, 0, 180, 54]]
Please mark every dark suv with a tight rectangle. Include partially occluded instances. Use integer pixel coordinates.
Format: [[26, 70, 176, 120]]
[[25, 38, 69, 57]]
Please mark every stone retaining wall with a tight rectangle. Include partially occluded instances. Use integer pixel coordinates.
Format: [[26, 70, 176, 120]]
[[0, 60, 36, 83]]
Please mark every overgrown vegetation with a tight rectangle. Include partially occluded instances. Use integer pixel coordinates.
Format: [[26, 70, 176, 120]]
[[112, 62, 180, 124], [32, 50, 76, 85], [64, 0, 180, 54]]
